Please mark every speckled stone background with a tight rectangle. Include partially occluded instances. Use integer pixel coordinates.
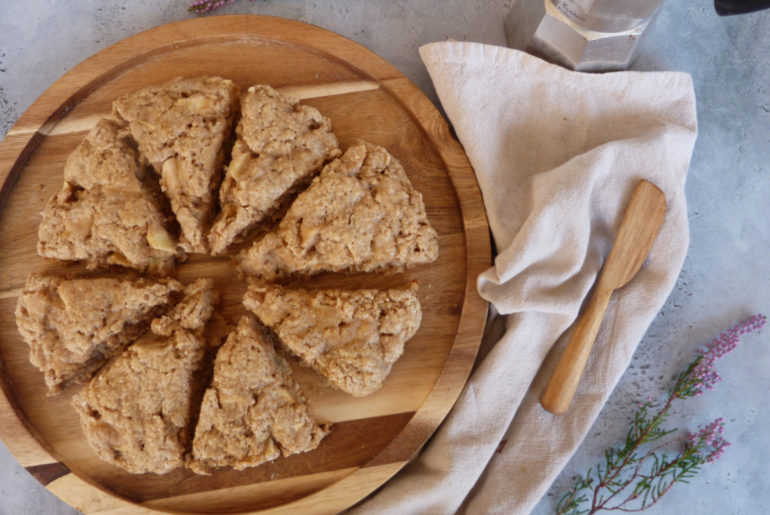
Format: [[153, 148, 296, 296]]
[[0, 1, 768, 514]]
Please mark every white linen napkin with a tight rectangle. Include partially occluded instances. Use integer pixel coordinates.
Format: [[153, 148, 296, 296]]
[[356, 42, 697, 514]]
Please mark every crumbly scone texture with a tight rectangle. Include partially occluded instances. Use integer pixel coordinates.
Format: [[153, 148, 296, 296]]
[[243, 283, 421, 397], [151, 277, 219, 336], [189, 316, 329, 475], [208, 85, 340, 255], [37, 118, 179, 274], [113, 76, 240, 254], [71, 278, 218, 474], [237, 142, 439, 280], [14, 273, 182, 395]]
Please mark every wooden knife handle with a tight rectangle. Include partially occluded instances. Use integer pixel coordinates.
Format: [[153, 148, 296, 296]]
[[541, 284, 613, 415]]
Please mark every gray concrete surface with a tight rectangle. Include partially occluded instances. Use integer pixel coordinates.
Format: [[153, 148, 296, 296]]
[[1, 1, 768, 514]]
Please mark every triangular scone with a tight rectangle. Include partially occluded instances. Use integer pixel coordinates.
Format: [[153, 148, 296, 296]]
[[37, 118, 180, 274], [113, 77, 240, 253], [71, 278, 218, 474], [237, 142, 439, 280], [243, 283, 421, 397], [189, 316, 329, 475], [15, 273, 182, 395], [208, 85, 340, 255]]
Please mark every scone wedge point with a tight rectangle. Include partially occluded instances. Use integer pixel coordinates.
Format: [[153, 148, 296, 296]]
[[37, 118, 181, 274], [208, 85, 340, 255], [113, 76, 240, 254], [190, 316, 329, 475], [15, 273, 182, 395], [243, 283, 422, 397], [71, 278, 219, 474], [237, 142, 439, 280]]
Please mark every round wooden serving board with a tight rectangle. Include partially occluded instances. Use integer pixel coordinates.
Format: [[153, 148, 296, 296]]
[[0, 15, 490, 515]]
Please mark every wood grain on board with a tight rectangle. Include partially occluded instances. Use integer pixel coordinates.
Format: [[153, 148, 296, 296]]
[[0, 15, 490, 514]]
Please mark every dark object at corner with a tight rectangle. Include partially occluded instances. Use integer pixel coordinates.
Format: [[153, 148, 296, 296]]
[[715, 0, 770, 15]]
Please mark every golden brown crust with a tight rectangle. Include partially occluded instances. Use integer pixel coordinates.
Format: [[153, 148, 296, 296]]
[[208, 85, 340, 255], [114, 77, 240, 254], [71, 278, 218, 474], [243, 283, 421, 397], [237, 142, 439, 280], [15, 273, 182, 394], [189, 316, 329, 474], [37, 118, 179, 274]]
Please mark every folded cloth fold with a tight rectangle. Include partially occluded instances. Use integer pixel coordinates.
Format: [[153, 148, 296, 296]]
[[355, 42, 697, 514]]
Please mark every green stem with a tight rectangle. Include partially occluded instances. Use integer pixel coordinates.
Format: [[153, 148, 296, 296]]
[[589, 361, 700, 513]]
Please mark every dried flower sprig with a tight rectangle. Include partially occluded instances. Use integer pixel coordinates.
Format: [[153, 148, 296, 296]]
[[187, 0, 264, 14], [187, 0, 263, 14], [556, 314, 766, 515], [188, 0, 235, 14]]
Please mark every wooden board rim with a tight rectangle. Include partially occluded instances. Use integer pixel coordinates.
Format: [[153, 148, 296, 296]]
[[0, 14, 491, 514]]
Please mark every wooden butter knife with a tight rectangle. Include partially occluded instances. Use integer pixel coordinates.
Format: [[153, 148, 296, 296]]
[[540, 179, 667, 415]]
